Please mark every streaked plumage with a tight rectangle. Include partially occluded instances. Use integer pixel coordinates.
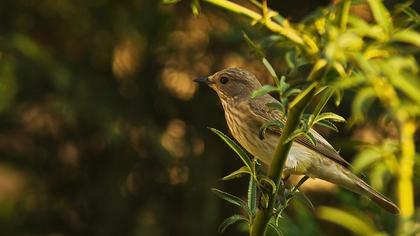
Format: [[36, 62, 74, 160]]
[[195, 67, 399, 214]]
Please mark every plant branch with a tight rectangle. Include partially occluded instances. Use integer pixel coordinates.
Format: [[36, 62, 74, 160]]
[[398, 120, 415, 217], [250, 83, 317, 236], [201, 0, 317, 52]]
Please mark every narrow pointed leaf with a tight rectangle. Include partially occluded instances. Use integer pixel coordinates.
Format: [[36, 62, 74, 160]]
[[262, 58, 279, 81], [367, 0, 392, 33], [314, 112, 346, 124], [258, 176, 277, 194], [222, 166, 251, 180], [318, 207, 378, 235], [247, 175, 257, 216], [252, 85, 279, 98], [209, 128, 253, 172], [259, 120, 284, 140], [284, 88, 302, 98], [218, 214, 248, 233], [316, 119, 339, 132], [289, 82, 317, 109], [304, 132, 317, 146], [391, 29, 420, 47], [266, 102, 285, 113], [212, 188, 251, 215], [284, 129, 305, 144], [295, 190, 315, 211], [268, 222, 283, 236]]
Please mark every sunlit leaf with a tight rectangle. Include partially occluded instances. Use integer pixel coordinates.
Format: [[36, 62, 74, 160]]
[[351, 87, 376, 123], [392, 29, 420, 47], [218, 214, 248, 233], [367, 0, 393, 33], [317, 207, 380, 235], [352, 148, 382, 173], [288, 82, 317, 109], [314, 112, 346, 124], [161, 0, 181, 4], [191, 0, 200, 16]]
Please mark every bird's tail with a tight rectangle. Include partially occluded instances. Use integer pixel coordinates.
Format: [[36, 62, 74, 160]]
[[311, 163, 400, 214], [353, 177, 400, 214]]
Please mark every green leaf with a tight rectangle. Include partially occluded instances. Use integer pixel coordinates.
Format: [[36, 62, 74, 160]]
[[259, 119, 284, 140], [288, 82, 317, 110], [295, 191, 315, 211], [243, 31, 265, 59], [266, 102, 285, 113], [367, 0, 392, 33], [284, 88, 302, 98], [161, 0, 181, 4], [304, 132, 317, 146], [352, 148, 382, 173], [262, 58, 279, 81], [212, 188, 251, 216], [243, 32, 279, 85], [314, 112, 346, 124], [251, 84, 279, 98], [247, 175, 257, 216], [222, 166, 251, 180], [191, 0, 200, 16], [317, 207, 379, 235], [311, 88, 334, 125], [258, 176, 277, 194], [268, 222, 283, 236], [209, 128, 253, 172], [391, 29, 420, 47], [279, 76, 290, 95], [351, 87, 376, 123], [316, 119, 339, 132], [218, 214, 248, 233], [284, 129, 305, 144]]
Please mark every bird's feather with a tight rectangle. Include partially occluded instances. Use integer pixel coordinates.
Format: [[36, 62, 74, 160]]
[[249, 97, 351, 168]]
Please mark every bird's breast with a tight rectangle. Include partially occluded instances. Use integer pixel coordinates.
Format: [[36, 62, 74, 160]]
[[222, 100, 275, 164], [221, 99, 314, 175]]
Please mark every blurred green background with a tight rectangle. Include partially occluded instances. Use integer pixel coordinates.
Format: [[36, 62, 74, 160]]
[[0, 0, 418, 235]]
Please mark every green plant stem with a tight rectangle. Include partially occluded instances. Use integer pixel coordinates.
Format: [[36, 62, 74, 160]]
[[201, 0, 310, 49], [397, 120, 415, 235], [250, 85, 316, 236]]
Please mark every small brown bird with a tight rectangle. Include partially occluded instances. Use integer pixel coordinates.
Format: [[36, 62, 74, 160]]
[[195, 67, 399, 214]]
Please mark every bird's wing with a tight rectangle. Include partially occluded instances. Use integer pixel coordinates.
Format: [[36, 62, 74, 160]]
[[249, 98, 351, 168]]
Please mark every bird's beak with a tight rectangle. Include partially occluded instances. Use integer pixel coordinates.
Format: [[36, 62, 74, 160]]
[[194, 76, 211, 85]]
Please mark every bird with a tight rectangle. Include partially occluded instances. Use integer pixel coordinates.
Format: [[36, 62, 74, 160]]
[[194, 67, 399, 214]]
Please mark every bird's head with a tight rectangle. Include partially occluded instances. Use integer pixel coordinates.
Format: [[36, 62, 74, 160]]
[[194, 68, 262, 101]]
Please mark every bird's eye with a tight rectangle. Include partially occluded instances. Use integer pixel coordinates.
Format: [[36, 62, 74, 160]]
[[220, 76, 229, 84]]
